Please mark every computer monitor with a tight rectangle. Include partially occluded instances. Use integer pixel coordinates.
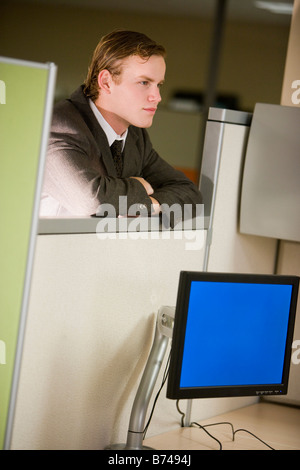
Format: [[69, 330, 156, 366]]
[[167, 271, 299, 400]]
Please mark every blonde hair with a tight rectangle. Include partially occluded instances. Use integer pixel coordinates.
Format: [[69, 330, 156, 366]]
[[84, 30, 166, 101]]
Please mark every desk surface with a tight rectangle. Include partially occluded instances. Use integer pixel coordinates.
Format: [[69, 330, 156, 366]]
[[144, 402, 300, 450]]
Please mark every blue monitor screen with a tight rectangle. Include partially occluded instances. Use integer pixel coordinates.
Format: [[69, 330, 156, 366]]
[[167, 272, 299, 400]]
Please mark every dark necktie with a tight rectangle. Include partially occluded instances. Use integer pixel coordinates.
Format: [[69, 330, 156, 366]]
[[110, 140, 123, 177]]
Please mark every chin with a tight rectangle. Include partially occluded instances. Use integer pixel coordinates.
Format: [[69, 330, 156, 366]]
[[130, 115, 154, 129], [142, 123, 153, 129], [140, 118, 154, 128]]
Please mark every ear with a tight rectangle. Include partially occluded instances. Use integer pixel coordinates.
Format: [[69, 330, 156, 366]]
[[97, 69, 113, 94]]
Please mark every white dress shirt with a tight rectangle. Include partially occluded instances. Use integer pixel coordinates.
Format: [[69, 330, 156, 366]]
[[89, 99, 128, 149]]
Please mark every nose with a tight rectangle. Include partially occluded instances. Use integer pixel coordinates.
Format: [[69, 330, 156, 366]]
[[148, 85, 162, 103]]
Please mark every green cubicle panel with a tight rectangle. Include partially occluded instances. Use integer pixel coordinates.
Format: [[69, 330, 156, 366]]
[[0, 57, 56, 449]]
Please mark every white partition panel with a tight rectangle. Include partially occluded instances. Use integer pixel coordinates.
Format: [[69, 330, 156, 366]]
[[199, 108, 278, 274], [11, 231, 209, 449]]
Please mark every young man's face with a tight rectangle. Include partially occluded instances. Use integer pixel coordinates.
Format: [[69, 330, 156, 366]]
[[97, 54, 166, 135]]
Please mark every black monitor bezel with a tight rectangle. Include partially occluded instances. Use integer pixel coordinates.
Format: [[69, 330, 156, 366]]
[[166, 271, 299, 400]]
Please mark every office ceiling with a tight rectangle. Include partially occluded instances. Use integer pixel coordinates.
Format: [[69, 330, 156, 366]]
[[6, 0, 294, 24]]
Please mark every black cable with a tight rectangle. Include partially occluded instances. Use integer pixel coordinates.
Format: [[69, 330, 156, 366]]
[[190, 419, 275, 450], [190, 421, 223, 450], [176, 399, 185, 427], [176, 400, 275, 450], [202, 421, 235, 438], [142, 351, 171, 440], [233, 428, 275, 450]]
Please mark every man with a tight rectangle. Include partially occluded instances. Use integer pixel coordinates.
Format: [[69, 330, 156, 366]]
[[40, 30, 202, 224]]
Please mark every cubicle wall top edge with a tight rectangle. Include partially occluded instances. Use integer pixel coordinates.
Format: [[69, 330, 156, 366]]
[[0, 56, 56, 70], [208, 107, 252, 126], [38, 216, 209, 235]]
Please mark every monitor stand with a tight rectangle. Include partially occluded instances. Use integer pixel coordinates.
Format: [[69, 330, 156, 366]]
[[106, 306, 175, 450]]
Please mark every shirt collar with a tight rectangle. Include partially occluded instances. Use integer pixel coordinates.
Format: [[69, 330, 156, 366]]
[[89, 99, 127, 150]]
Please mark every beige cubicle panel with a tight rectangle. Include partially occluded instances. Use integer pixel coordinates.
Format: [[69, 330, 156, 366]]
[[11, 228, 210, 449]]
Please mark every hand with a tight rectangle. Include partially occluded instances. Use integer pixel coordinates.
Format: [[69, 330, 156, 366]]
[[150, 197, 161, 215], [130, 176, 154, 196]]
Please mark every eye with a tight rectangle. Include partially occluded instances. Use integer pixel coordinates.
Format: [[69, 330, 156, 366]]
[[139, 80, 149, 86]]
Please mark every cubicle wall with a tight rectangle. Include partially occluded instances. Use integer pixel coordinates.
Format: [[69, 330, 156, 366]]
[[238, 103, 300, 406], [0, 57, 56, 449], [10, 230, 209, 449], [9, 107, 279, 450], [240, 103, 300, 243], [199, 108, 277, 274]]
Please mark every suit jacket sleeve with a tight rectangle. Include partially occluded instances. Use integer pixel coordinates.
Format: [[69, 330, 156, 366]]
[[134, 128, 203, 225]]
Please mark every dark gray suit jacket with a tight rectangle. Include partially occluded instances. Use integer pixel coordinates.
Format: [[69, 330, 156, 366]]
[[42, 86, 202, 221]]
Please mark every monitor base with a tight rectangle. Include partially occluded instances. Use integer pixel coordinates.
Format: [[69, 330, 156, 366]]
[[105, 443, 154, 450]]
